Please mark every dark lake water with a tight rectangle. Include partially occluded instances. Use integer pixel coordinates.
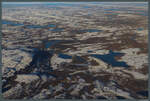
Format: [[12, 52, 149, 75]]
[[44, 40, 77, 49], [37, 40, 129, 68], [87, 50, 93, 53], [139, 13, 148, 16], [137, 28, 144, 31], [45, 40, 62, 48], [58, 53, 72, 59], [2, 20, 104, 33], [25, 25, 43, 29], [83, 6, 92, 9], [91, 50, 129, 68], [2, 20, 24, 26], [2, 86, 11, 93], [116, 96, 126, 99], [25, 24, 56, 29], [104, 8, 123, 11], [2, 20, 56, 29], [136, 91, 148, 97]]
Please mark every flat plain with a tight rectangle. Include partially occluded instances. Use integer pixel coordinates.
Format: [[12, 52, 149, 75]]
[[2, 2, 148, 99]]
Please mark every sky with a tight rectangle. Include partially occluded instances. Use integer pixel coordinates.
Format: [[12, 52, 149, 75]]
[[2, 2, 148, 5], [2, 2, 148, 8]]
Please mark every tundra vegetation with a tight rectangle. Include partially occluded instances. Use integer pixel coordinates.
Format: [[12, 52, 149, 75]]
[[2, 2, 148, 99]]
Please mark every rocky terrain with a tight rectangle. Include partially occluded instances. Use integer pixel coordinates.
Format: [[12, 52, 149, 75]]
[[2, 2, 148, 99]]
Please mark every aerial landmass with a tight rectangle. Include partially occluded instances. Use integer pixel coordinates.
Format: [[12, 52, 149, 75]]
[[2, 2, 148, 99]]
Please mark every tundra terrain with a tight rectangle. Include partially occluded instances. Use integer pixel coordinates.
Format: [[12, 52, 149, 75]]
[[2, 2, 148, 99]]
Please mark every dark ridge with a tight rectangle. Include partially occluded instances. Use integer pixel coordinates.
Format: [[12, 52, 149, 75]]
[[30, 50, 52, 66]]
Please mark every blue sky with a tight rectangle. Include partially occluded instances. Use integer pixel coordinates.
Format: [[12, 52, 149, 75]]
[[2, 2, 148, 8], [2, 2, 148, 4]]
